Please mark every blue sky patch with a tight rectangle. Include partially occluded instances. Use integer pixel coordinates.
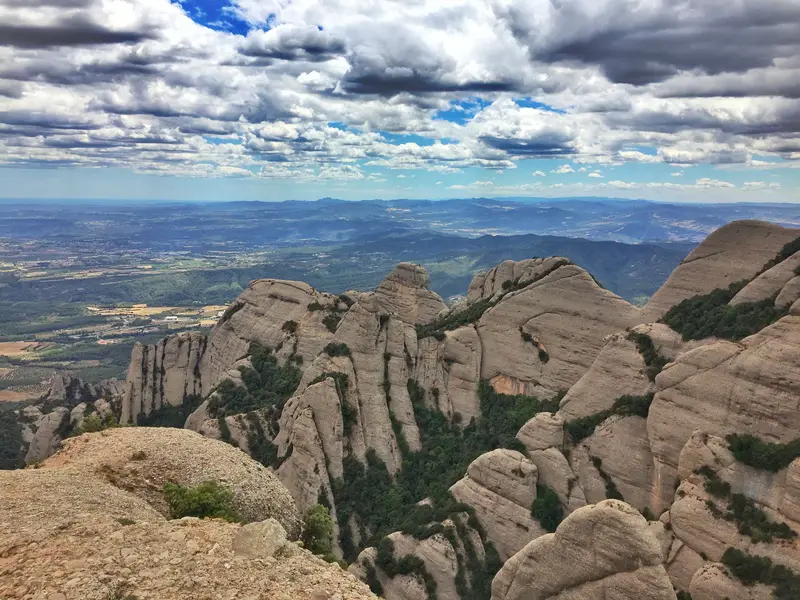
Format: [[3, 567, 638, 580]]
[[433, 98, 493, 124], [177, 0, 252, 35]]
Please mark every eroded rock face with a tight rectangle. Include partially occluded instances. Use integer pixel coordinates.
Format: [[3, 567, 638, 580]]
[[351, 515, 486, 600], [41, 426, 301, 537], [643, 220, 799, 321], [731, 251, 800, 306], [477, 264, 642, 397], [647, 316, 800, 510], [0, 451, 375, 600], [558, 331, 650, 420], [467, 258, 572, 302], [450, 449, 544, 560], [121, 279, 339, 424], [491, 500, 674, 600]]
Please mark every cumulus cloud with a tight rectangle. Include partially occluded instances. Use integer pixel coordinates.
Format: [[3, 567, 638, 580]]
[[0, 0, 797, 194]]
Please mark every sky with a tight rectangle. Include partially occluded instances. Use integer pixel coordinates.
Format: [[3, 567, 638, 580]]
[[0, 0, 799, 203]]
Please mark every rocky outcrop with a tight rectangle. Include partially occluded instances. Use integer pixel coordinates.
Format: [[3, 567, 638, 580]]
[[450, 449, 544, 560], [476, 263, 642, 397], [643, 220, 799, 320], [350, 514, 486, 600], [491, 500, 675, 600], [41, 426, 301, 536], [0, 442, 375, 600], [731, 251, 800, 306], [647, 315, 800, 510], [376, 262, 448, 325], [467, 258, 572, 302], [517, 413, 587, 513], [121, 279, 340, 424], [558, 331, 650, 420]]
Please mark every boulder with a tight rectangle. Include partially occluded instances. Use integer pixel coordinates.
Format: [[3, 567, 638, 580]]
[[450, 449, 543, 560], [491, 500, 674, 600]]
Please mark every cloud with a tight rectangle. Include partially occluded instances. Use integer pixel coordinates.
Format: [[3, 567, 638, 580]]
[[0, 0, 797, 197]]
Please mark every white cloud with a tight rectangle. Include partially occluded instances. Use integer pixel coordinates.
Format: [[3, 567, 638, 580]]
[[671, 171, 683, 177], [0, 0, 797, 199]]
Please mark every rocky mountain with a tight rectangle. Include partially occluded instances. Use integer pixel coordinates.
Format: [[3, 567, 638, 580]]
[[3, 219, 800, 600]]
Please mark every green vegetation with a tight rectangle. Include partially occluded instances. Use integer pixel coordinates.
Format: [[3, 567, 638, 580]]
[[531, 484, 563, 532], [627, 331, 668, 381], [417, 261, 572, 340], [726, 434, 800, 473], [661, 281, 788, 341], [208, 344, 301, 419], [564, 394, 654, 444], [538, 348, 550, 363], [324, 342, 351, 357], [281, 320, 298, 333], [322, 313, 341, 333], [302, 504, 336, 560], [416, 297, 493, 339], [760, 236, 800, 274], [137, 394, 203, 428], [0, 406, 25, 470], [332, 380, 558, 562], [590, 456, 624, 501], [377, 537, 437, 600], [722, 547, 800, 600], [73, 412, 122, 436], [698, 466, 796, 543], [519, 327, 534, 344], [219, 302, 244, 324], [163, 480, 241, 522]]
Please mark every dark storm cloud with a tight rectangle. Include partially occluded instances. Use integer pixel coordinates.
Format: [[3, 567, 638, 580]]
[[340, 71, 516, 96], [0, 110, 101, 130], [238, 25, 346, 62], [500, 1, 800, 86], [1, 0, 92, 7], [479, 135, 574, 158], [0, 17, 151, 48]]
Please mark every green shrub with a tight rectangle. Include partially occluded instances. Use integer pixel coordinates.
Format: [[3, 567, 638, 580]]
[[324, 342, 351, 357], [661, 281, 787, 341], [697, 466, 796, 543], [163, 480, 240, 522], [722, 547, 800, 600], [519, 327, 534, 344], [282, 320, 298, 333], [538, 348, 550, 363], [564, 393, 654, 443], [74, 412, 121, 436], [727, 433, 800, 472], [302, 504, 334, 557], [532, 484, 563, 532], [322, 314, 341, 333], [627, 331, 668, 381], [0, 407, 25, 470], [138, 393, 202, 428], [590, 456, 624, 500], [307, 301, 324, 311]]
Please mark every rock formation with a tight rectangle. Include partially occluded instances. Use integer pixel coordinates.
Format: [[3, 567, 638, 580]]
[[642, 220, 799, 320], [491, 500, 675, 600], [0, 428, 375, 600]]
